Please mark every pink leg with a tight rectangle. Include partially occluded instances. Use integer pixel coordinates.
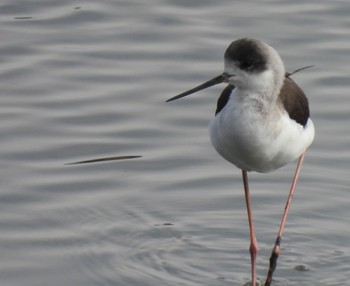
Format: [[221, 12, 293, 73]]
[[264, 152, 306, 286], [242, 170, 258, 286]]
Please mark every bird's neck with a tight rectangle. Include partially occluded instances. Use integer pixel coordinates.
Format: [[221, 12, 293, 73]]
[[235, 76, 282, 117], [235, 72, 284, 113]]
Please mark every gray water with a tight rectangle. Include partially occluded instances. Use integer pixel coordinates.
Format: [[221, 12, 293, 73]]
[[1, 1, 350, 285]]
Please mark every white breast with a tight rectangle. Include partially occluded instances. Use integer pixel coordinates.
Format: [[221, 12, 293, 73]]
[[209, 91, 315, 173]]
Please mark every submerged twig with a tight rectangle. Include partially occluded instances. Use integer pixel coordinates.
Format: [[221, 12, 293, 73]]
[[285, 65, 314, 77], [65, 155, 142, 165]]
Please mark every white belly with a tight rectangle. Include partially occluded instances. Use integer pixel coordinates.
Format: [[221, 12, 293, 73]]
[[209, 99, 315, 173]]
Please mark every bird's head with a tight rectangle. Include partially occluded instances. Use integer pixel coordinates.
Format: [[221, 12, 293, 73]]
[[166, 38, 285, 102]]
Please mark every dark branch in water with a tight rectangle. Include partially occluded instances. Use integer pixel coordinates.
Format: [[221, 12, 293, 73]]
[[65, 155, 142, 165], [285, 65, 314, 77]]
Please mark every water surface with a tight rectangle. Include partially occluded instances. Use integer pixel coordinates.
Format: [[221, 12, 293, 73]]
[[1, 1, 350, 285]]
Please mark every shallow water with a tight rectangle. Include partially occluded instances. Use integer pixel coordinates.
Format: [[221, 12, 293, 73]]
[[1, 1, 350, 285]]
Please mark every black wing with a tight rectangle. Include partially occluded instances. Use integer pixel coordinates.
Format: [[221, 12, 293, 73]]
[[278, 77, 310, 127], [215, 85, 235, 115]]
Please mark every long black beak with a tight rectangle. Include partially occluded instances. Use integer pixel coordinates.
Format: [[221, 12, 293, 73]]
[[166, 73, 227, 102]]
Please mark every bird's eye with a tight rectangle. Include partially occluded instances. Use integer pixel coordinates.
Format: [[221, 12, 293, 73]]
[[241, 60, 254, 70]]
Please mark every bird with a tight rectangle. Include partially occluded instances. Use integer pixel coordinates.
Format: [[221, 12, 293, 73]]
[[166, 38, 315, 286]]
